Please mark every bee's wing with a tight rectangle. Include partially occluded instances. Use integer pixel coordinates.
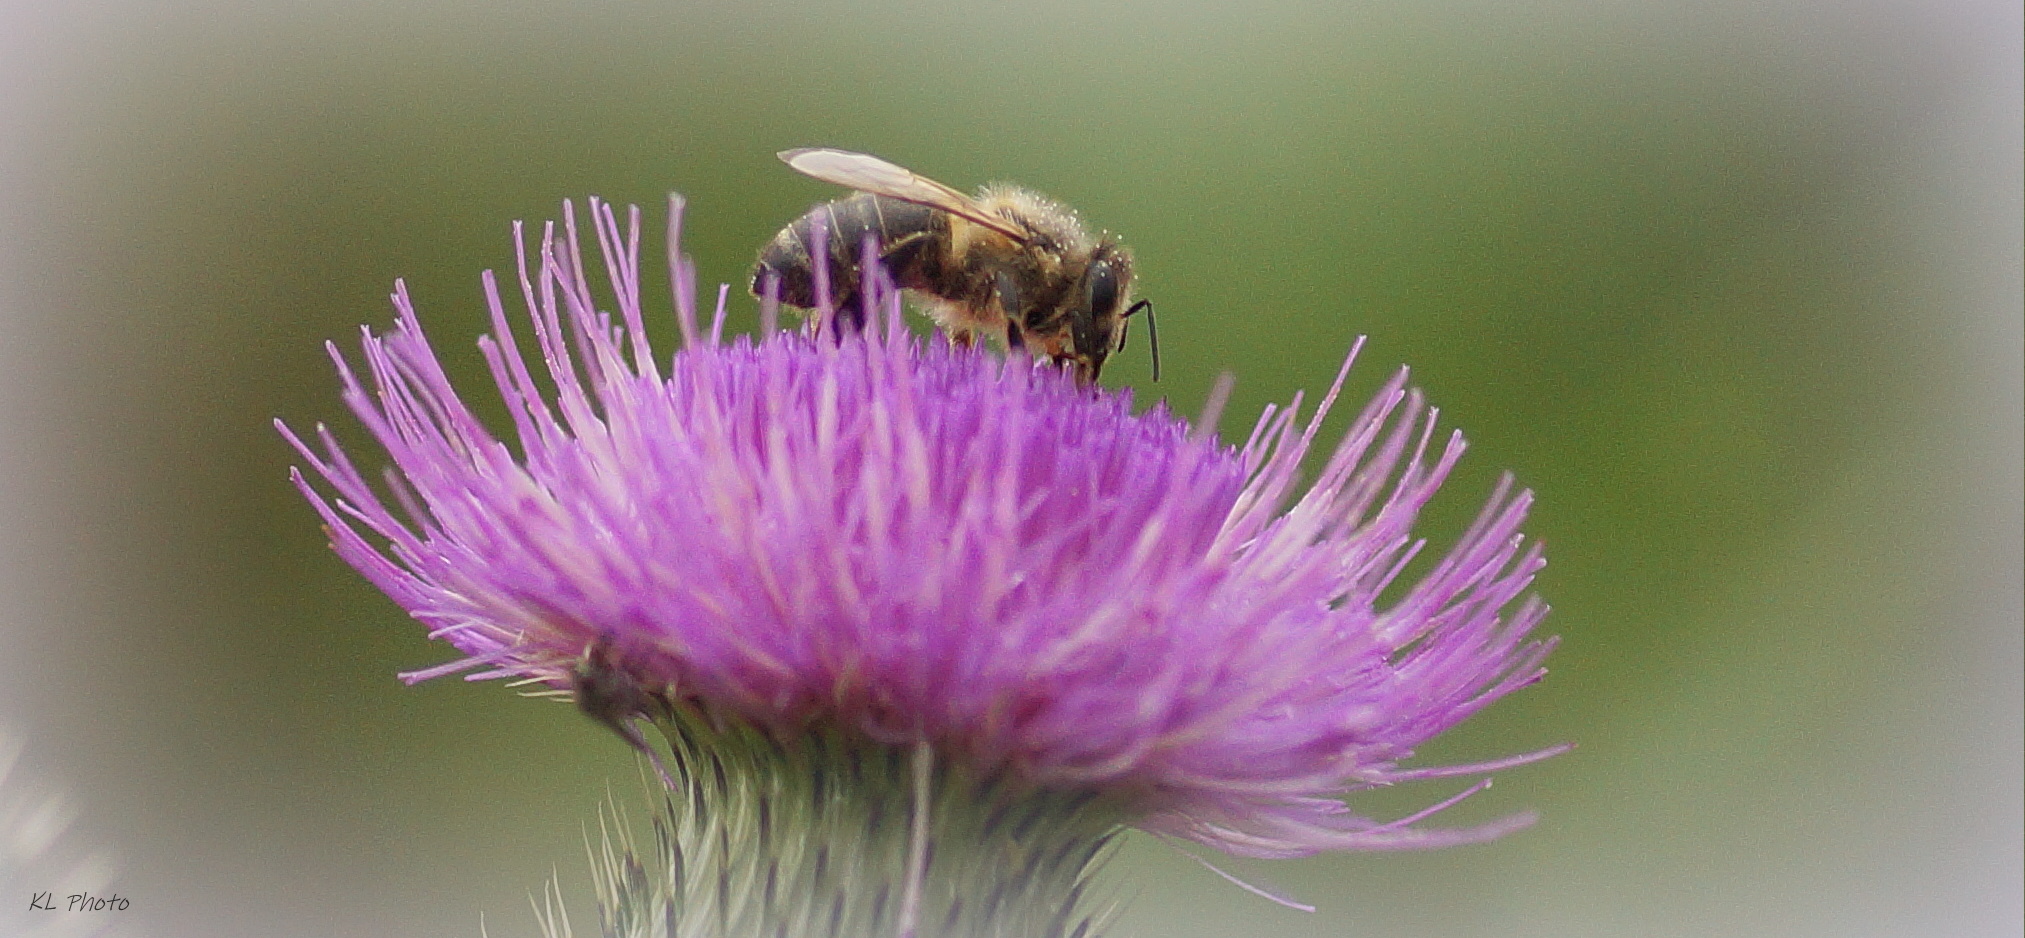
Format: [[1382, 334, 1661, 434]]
[[779, 148, 1031, 243]]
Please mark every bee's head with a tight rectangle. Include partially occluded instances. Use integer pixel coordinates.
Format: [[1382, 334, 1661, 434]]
[[1062, 243, 1156, 384]]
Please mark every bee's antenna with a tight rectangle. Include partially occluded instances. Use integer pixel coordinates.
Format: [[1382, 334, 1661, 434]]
[[1127, 299, 1159, 381]]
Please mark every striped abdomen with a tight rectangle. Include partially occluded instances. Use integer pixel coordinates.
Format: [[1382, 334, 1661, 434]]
[[751, 193, 946, 314]]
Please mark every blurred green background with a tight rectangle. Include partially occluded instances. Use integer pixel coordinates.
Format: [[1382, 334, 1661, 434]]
[[0, 2, 2016, 936]]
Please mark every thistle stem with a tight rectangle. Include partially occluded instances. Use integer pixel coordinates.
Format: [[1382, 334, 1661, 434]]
[[897, 741, 933, 938], [566, 704, 1126, 938]]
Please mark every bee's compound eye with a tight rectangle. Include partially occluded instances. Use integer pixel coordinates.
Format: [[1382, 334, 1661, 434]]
[[1086, 261, 1120, 316]]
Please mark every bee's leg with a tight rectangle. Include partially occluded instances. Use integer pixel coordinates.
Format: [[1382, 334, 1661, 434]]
[[993, 272, 1021, 324], [831, 287, 865, 335], [878, 231, 932, 282], [994, 272, 1028, 355], [824, 231, 930, 339]]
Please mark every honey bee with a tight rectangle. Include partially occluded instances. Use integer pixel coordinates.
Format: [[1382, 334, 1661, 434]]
[[752, 148, 1158, 382]]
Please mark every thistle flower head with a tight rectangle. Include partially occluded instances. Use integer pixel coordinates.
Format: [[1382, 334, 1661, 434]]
[[283, 197, 1560, 862]]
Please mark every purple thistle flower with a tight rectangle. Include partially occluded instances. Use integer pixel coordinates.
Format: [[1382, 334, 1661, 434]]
[[281, 197, 1561, 865]]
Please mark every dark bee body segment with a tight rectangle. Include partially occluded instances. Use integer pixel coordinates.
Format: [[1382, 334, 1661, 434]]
[[752, 193, 945, 328], [570, 639, 678, 788]]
